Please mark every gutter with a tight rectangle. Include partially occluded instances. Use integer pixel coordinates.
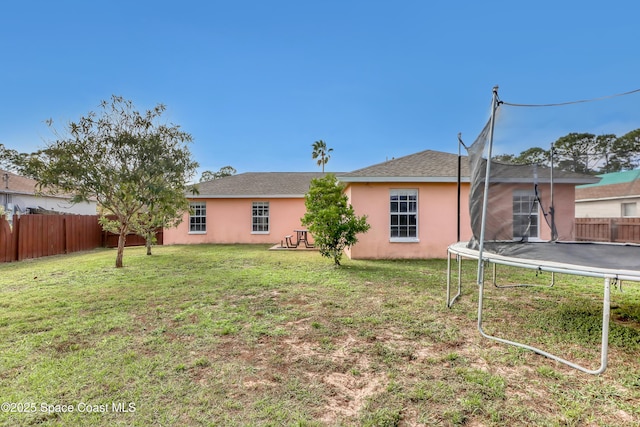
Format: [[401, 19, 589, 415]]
[[337, 176, 471, 183], [188, 194, 306, 199], [576, 194, 640, 203]]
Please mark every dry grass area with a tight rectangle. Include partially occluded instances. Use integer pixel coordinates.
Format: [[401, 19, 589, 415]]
[[194, 288, 639, 426], [0, 244, 639, 426]]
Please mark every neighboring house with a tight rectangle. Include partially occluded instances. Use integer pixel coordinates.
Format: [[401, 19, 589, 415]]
[[0, 169, 98, 217], [164, 150, 597, 259], [575, 169, 640, 218], [163, 172, 328, 245]]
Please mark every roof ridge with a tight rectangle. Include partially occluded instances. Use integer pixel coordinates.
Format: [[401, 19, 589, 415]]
[[344, 149, 460, 175]]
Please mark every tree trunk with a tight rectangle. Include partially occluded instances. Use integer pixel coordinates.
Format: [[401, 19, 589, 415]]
[[116, 230, 126, 268], [146, 236, 152, 256]]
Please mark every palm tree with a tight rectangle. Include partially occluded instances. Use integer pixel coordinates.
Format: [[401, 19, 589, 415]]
[[311, 140, 333, 173]]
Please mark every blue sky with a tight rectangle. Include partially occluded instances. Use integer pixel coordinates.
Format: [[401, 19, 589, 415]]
[[1, 1, 639, 178]]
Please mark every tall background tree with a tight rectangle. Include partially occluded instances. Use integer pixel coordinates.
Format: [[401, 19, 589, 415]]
[[200, 165, 237, 182], [493, 128, 640, 174], [311, 140, 333, 173], [20, 96, 198, 267], [0, 144, 19, 171], [605, 129, 640, 172], [553, 132, 605, 174], [301, 173, 370, 266], [493, 147, 551, 166]]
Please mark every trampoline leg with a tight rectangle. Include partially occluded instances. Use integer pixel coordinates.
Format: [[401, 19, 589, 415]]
[[447, 250, 462, 308], [477, 274, 611, 375], [492, 263, 555, 288], [446, 251, 451, 307], [599, 277, 611, 372]]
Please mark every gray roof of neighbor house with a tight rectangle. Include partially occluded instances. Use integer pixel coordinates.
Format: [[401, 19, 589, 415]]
[[1, 169, 42, 195], [337, 149, 600, 184], [1, 169, 98, 202], [192, 172, 332, 198]]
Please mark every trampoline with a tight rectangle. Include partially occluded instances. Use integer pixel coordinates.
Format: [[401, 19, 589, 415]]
[[447, 241, 640, 374], [447, 87, 640, 374]]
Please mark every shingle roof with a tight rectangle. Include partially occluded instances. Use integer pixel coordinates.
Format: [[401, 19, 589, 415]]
[[338, 150, 467, 181], [337, 149, 599, 184], [0, 169, 93, 200], [193, 172, 331, 198], [190, 151, 600, 197], [1, 169, 40, 195], [486, 162, 600, 184], [578, 169, 640, 188], [576, 170, 640, 201]]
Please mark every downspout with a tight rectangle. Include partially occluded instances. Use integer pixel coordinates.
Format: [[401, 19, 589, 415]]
[[457, 133, 462, 242], [550, 142, 557, 241], [2, 173, 8, 212], [457, 133, 468, 243]]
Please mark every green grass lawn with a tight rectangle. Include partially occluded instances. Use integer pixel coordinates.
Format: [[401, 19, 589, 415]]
[[1, 244, 639, 426]]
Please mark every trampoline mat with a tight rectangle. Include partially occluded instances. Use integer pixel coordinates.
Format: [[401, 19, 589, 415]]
[[462, 241, 640, 277]]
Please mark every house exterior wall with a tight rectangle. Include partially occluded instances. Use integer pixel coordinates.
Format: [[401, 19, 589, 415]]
[[344, 181, 577, 260], [1, 192, 97, 215], [537, 183, 576, 240], [344, 182, 473, 260], [163, 197, 308, 245], [163, 181, 579, 259], [575, 197, 640, 218], [480, 183, 576, 242]]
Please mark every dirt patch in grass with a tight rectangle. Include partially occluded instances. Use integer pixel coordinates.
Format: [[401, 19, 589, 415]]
[[172, 278, 640, 425], [320, 371, 386, 423], [206, 317, 391, 423]]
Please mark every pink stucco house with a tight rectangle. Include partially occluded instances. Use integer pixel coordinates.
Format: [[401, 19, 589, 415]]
[[337, 150, 472, 259], [163, 172, 326, 246], [163, 149, 596, 259]]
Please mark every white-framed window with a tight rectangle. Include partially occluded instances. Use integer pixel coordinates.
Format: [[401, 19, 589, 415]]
[[252, 201, 269, 233], [390, 189, 418, 241], [189, 202, 207, 233], [622, 202, 637, 217], [512, 190, 539, 239]]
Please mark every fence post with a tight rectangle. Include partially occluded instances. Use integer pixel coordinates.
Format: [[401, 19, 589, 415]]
[[0, 216, 12, 262], [12, 215, 19, 262], [63, 215, 68, 254]]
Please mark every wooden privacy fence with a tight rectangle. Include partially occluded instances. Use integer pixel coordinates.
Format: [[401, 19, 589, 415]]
[[102, 229, 163, 248], [575, 217, 640, 244], [100, 214, 163, 249], [0, 214, 164, 263], [0, 214, 102, 263]]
